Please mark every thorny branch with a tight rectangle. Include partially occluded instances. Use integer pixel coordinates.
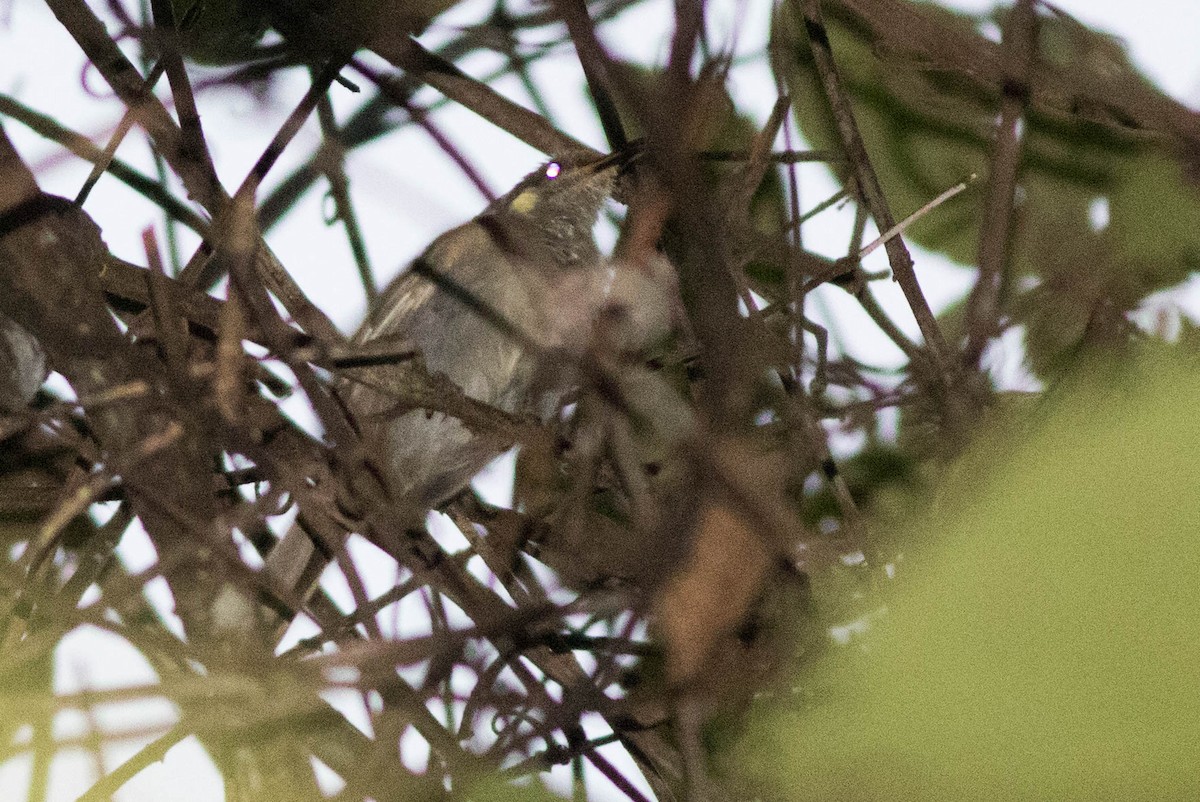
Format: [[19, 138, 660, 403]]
[[3, 0, 1198, 800]]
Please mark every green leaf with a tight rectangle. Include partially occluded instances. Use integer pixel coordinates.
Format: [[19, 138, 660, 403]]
[[734, 349, 1200, 799], [1107, 149, 1200, 283], [171, 0, 270, 65], [774, 0, 1198, 303]]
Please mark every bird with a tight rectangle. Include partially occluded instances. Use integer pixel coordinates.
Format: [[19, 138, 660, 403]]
[[262, 148, 635, 618], [342, 148, 633, 507]]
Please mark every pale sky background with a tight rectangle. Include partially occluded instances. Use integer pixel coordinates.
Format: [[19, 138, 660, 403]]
[[1, 0, 1199, 800]]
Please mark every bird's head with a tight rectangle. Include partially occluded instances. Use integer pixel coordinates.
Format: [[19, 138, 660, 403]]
[[488, 148, 640, 266]]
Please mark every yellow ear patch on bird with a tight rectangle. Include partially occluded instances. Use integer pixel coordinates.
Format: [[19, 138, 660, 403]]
[[510, 190, 539, 214]]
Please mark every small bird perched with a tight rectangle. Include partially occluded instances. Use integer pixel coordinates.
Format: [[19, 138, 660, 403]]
[[342, 148, 632, 507], [264, 148, 634, 610]]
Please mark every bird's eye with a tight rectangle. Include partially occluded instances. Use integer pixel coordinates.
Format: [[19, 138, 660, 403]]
[[544, 162, 561, 180]]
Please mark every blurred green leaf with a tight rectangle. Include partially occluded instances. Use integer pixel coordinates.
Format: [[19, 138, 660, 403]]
[[461, 777, 578, 802], [734, 349, 1200, 799], [172, 0, 464, 65], [774, 0, 1200, 303], [171, 0, 271, 65], [1108, 149, 1200, 279], [801, 443, 918, 525]]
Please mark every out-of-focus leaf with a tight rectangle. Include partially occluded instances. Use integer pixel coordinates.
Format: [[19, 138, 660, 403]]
[[460, 777, 572, 802], [774, 1, 1200, 301], [172, 0, 463, 65], [733, 349, 1200, 799], [171, 0, 271, 65], [0, 650, 54, 749], [801, 443, 917, 526], [1107, 149, 1200, 279], [1012, 204, 1139, 378], [655, 497, 773, 685]]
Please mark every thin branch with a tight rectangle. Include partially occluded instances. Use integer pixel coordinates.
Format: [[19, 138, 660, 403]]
[[75, 61, 166, 205], [963, 0, 1038, 367], [315, 94, 378, 302], [175, 60, 348, 345], [556, 0, 628, 151], [405, 99, 496, 202], [148, 0, 219, 197], [373, 41, 598, 158], [798, 0, 954, 380], [76, 724, 189, 802], [0, 94, 207, 231], [43, 0, 223, 209], [857, 173, 977, 261]]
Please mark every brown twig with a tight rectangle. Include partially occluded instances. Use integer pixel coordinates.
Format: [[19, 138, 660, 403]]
[[375, 41, 598, 158], [148, 0, 219, 198], [0, 92, 208, 230], [43, 0, 223, 210], [798, 0, 954, 380], [315, 93, 378, 302], [556, 0, 628, 151], [963, 0, 1038, 367], [74, 60, 167, 205], [45, 1, 345, 349]]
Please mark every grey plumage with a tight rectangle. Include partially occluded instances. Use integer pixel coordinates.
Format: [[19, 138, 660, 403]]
[[340, 151, 622, 507], [264, 150, 627, 612]]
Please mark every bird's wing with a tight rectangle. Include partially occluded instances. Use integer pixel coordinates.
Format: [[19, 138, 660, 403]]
[[352, 222, 537, 407], [354, 266, 436, 346], [339, 221, 545, 506]]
